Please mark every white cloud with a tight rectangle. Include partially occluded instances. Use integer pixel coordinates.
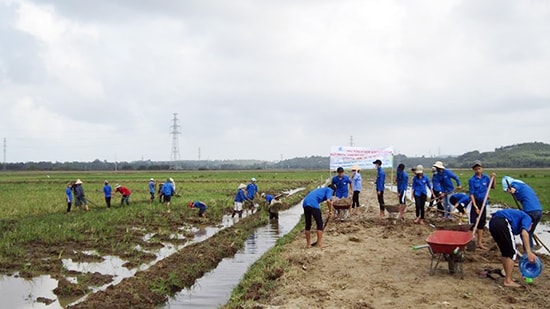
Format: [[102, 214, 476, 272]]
[[1, 0, 549, 162]]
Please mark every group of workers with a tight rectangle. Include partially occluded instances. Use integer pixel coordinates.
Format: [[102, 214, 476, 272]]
[[302, 159, 544, 288]]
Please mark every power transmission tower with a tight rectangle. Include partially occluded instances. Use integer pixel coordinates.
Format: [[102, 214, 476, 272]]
[[170, 113, 181, 169], [2, 138, 6, 170], [349, 135, 354, 147]]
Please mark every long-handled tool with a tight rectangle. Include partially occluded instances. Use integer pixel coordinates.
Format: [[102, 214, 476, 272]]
[[471, 175, 495, 236], [506, 180, 550, 254]]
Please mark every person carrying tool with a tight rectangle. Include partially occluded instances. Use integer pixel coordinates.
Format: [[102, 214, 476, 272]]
[[115, 184, 132, 206], [468, 160, 495, 250], [302, 185, 336, 248], [103, 180, 112, 208], [488, 208, 537, 288], [73, 179, 90, 211], [411, 165, 434, 225], [502, 175, 543, 249], [430, 167, 444, 217], [432, 161, 461, 220], [188, 201, 207, 217], [373, 159, 386, 218], [395, 163, 408, 219], [449, 193, 470, 224]]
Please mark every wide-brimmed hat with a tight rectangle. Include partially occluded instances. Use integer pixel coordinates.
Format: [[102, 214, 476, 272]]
[[104, 180, 109, 184], [415, 165, 424, 174], [372, 159, 382, 165], [169, 178, 174, 182], [351, 165, 360, 171], [149, 178, 154, 181], [115, 184, 121, 188], [472, 160, 482, 169], [433, 161, 445, 169], [251, 177, 257, 182], [75, 179, 83, 185], [261, 192, 266, 197], [238, 183, 246, 189]]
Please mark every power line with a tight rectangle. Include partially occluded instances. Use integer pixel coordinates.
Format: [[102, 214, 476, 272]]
[[3, 138, 6, 170]]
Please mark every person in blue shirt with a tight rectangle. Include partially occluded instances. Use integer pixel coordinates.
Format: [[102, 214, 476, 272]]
[[148, 178, 156, 203], [373, 160, 386, 218], [188, 201, 207, 217], [502, 175, 543, 249], [449, 192, 470, 224], [429, 167, 444, 216], [331, 167, 352, 198], [468, 160, 495, 250], [161, 178, 175, 213], [395, 163, 409, 219], [489, 208, 537, 288], [103, 180, 112, 208], [411, 165, 433, 225], [246, 178, 259, 213], [233, 183, 247, 218], [302, 185, 335, 248], [66, 182, 73, 213], [73, 179, 89, 211], [432, 161, 462, 220], [261, 192, 282, 220], [351, 165, 362, 210]]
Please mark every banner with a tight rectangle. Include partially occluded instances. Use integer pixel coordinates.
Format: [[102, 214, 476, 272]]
[[329, 146, 394, 170]]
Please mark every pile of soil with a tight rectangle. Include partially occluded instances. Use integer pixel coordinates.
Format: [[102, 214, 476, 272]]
[[252, 183, 550, 308]]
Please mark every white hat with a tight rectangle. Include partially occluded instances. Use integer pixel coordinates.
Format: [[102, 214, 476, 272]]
[[433, 161, 445, 169], [115, 184, 121, 188], [150, 178, 154, 181], [75, 179, 83, 185], [238, 183, 247, 189], [351, 165, 360, 171], [251, 177, 256, 182], [261, 193, 266, 197], [415, 165, 424, 174], [169, 178, 174, 182]]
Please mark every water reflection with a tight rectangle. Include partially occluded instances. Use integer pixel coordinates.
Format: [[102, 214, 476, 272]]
[[165, 202, 304, 308]]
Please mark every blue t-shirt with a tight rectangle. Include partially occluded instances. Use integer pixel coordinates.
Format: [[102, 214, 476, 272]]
[[396, 169, 408, 193], [265, 194, 274, 204], [66, 187, 73, 202], [103, 184, 112, 198], [493, 209, 532, 235], [162, 182, 175, 196], [303, 187, 334, 209], [352, 172, 362, 192], [432, 174, 442, 192], [331, 175, 351, 198], [192, 201, 207, 211], [234, 188, 247, 202], [375, 167, 385, 192], [451, 193, 470, 206], [412, 175, 432, 196], [148, 181, 155, 193], [469, 174, 491, 201], [246, 183, 258, 199], [433, 169, 461, 193], [510, 182, 543, 213]]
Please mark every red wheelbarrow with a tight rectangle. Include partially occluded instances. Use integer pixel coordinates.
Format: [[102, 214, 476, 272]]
[[414, 230, 473, 279]]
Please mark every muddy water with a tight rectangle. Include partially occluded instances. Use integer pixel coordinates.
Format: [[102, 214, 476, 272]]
[[164, 202, 304, 308], [0, 189, 305, 308]]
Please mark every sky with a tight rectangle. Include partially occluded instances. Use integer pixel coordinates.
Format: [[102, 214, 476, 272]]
[[1, 0, 549, 163]]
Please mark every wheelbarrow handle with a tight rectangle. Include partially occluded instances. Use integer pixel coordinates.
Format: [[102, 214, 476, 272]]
[[412, 244, 430, 250]]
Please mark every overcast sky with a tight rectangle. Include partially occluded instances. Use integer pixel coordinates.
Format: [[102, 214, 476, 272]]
[[1, 0, 549, 163]]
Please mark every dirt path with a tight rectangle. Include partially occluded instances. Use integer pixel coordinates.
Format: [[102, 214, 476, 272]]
[[254, 182, 550, 308]]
